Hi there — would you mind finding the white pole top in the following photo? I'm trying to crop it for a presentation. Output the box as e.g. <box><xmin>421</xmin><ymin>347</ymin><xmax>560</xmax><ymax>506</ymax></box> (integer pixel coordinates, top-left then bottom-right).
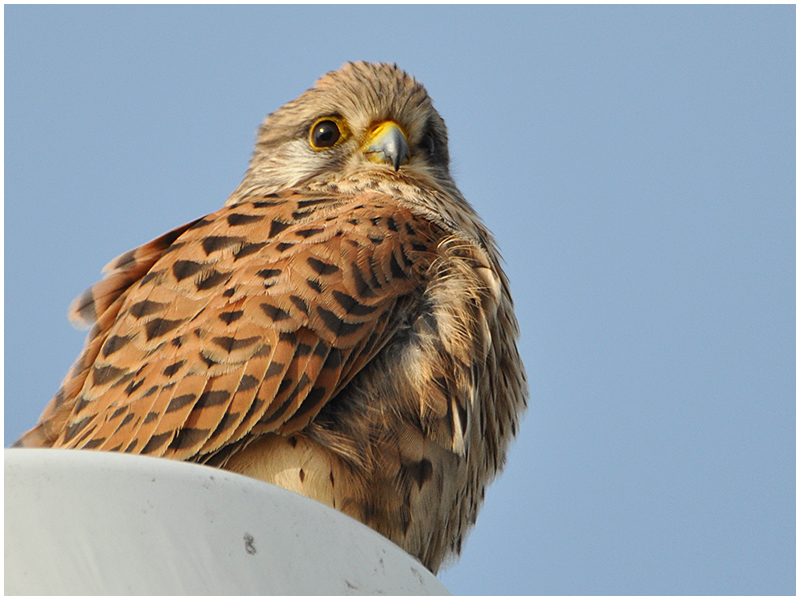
<box><xmin>5</xmin><ymin>449</ymin><xmax>449</xmax><ymax>595</ymax></box>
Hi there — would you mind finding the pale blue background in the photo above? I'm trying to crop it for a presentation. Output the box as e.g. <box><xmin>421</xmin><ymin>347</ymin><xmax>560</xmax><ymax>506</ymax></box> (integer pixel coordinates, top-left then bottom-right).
<box><xmin>5</xmin><ymin>5</ymin><xmax>795</xmax><ymax>595</ymax></box>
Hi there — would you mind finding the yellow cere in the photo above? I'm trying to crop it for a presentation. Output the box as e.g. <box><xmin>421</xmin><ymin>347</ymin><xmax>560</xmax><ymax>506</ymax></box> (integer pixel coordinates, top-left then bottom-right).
<box><xmin>364</xmin><ymin>121</ymin><xmax>407</xmax><ymax>149</ymax></box>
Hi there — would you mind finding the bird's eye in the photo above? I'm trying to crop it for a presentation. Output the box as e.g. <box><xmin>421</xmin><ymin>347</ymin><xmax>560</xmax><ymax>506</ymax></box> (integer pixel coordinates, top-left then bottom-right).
<box><xmin>420</xmin><ymin>132</ymin><xmax>436</xmax><ymax>157</ymax></box>
<box><xmin>310</xmin><ymin>119</ymin><xmax>342</xmax><ymax>149</ymax></box>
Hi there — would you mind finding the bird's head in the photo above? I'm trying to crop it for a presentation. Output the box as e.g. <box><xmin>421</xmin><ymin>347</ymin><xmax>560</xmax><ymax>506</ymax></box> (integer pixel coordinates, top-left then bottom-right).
<box><xmin>230</xmin><ymin>62</ymin><xmax>453</xmax><ymax>201</ymax></box>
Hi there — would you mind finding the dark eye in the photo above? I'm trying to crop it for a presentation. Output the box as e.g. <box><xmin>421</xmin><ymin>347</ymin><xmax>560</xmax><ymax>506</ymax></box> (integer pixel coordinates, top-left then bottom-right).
<box><xmin>310</xmin><ymin>119</ymin><xmax>342</xmax><ymax>149</ymax></box>
<box><xmin>420</xmin><ymin>132</ymin><xmax>436</xmax><ymax>157</ymax></box>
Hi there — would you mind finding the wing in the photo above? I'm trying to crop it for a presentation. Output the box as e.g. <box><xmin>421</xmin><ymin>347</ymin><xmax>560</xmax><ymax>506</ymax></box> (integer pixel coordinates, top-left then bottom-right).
<box><xmin>19</xmin><ymin>190</ymin><xmax>443</xmax><ymax>461</ymax></box>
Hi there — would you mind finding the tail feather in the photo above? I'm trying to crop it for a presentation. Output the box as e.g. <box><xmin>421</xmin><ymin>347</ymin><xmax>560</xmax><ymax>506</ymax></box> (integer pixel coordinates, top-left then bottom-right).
<box><xmin>68</xmin><ymin>219</ymin><xmax>201</xmax><ymax>329</ymax></box>
<box><xmin>13</xmin><ymin>218</ymin><xmax>202</xmax><ymax>448</ymax></box>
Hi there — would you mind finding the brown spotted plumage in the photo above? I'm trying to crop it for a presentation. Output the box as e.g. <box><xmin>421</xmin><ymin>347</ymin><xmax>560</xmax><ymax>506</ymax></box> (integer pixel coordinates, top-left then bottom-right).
<box><xmin>15</xmin><ymin>62</ymin><xmax>527</xmax><ymax>573</ymax></box>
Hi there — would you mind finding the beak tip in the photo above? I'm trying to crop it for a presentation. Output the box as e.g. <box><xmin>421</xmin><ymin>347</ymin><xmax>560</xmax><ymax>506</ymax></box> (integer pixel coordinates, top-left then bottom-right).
<box><xmin>364</xmin><ymin>122</ymin><xmax>409</xmax><ymax>170</ymax></box>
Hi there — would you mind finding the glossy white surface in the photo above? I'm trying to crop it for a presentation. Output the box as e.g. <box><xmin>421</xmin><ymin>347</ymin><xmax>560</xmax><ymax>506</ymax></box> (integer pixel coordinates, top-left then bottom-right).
<box><xmin>4</xmin><ymin>449</ymin><xmax>448</xmax><ymax>595</ymax></box>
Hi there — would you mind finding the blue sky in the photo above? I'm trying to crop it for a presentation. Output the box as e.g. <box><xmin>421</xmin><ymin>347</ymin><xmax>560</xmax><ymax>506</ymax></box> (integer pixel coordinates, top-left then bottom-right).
<box><xmin>5</xmin><ymin>5</ymin><xmax>795</xmax><ymax>595</ymax></box>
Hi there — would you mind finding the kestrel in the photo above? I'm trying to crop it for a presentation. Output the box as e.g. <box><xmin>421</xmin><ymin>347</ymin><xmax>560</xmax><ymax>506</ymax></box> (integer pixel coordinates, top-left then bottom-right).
<box><xmin>15</xmin><ymin>62</ymin><xmax>527</xmax><ymax>574</ymax></box>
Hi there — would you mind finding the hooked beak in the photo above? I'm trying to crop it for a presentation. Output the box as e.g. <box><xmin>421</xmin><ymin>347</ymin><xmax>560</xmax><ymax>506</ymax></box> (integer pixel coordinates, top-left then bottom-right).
<box><xmin>362</xmin><ymin>121</ymin><xmax>409</xmax><ymax>171</ymax></box>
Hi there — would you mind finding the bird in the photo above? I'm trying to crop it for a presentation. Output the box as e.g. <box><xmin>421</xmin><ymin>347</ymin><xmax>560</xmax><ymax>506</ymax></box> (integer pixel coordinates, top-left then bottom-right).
<box><xmin>14</xmin><ymin>62</ymin><xmax>528</xmax><ymax>574</ymax></box>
